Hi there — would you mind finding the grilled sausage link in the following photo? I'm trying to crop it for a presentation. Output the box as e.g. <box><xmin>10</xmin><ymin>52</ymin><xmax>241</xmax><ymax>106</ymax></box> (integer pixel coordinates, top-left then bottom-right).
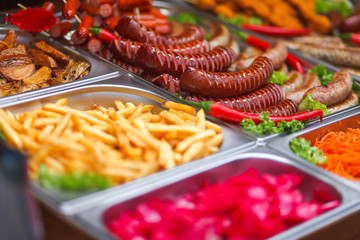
<box><xmin>284</xmin><ymin>41</ymin><xmax>360</xmax><ymax>68</ymax></box>
<box><xmin>233</xmin><ymin>41</ymin><xmax>287</xmax><ymax>70</ymax></box>
<box><xmin>281</xmin><ymin>71</ymin><xmax>304</xmax><ymax>93</ymax></box>
<box><xmin>115</xmin><ymin>16</ymin><xmax>205</xmax><ymax>44</ymax></box>
<box><xmin>179</xmin><ymin>56</ymin><xmax>274</xmax><ymax>98</ymax></box>
<box><xmin>151</xmin><ymin>74</ymin><xmax>181</xmax><ymax>94</ymax></box>
<box><xmin>328</xmin><ymin>91</ymin><xmax>358</xmax><ymax>114</ymax></box>
<box><xmin>135</xmin><ymin>44</ymin><xmax>236</xmax><ymax>77</ymax></box>
<box><xmin>109</xmin><ymin>38</ymin><xmax>211</xmax><ymax>64</ymax></box>
<box><xmin>112</xmin><ymin>58</ymin><xmax>144</xmax><ymax>75</ymax></box>
<box><xmin>248</xmin><ymin>99</ymin><xmax>298</xmax><ymax>116</ymax></box>
<box><xmin>304</xmin><ymin>70</ymin><xmax>352</xmax><ymax>106</ymax></box>
<box><xmin>286</xmin><ymin>72</ymin><xmax>322</xmax><ymax>104</ymax></box>
<box><xmin>185</xmin><ymin>83</ymin><xmax>285</xmax><ymax>111</ymax></box>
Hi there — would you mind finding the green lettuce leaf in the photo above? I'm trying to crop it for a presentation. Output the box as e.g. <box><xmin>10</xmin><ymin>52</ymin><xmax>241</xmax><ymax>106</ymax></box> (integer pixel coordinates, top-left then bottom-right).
<box><xmin>267</xmin><ymin>71</ymin><xmax>288</xmax><ymax>85</ymax></box>
<box><xmin>290</xmin><ymin>137</ymin><xmax>327</xmax><ymax>164</ymax></box>
<box><xmin>315</xmin><ymin>0</ymin><xmax>353</xmax><ymax>18</ymax></box>
<box><xmin>168</xmin><ymin>13</ymin><xmax>203</xmax><ymax>25</ymax></box>
<box><xmin>218</xmin><ymin>14</ymin><xmax>262</xmax><ymax>25</ymax></box>
<box><xmin>308</xmin><ymin>64</ymin><xmax>333</xmax><ymax>85</ymax></box>
<box><xmin>240</xmin><ymin>112</ymin><xmax>305</xmax><ymax>135</ymax></box>
<box><xmin>38</xmin><ymin>165</ymin><xmax>111</xmax><ymax>190</ymax></box>
<box><xmin>300</xmin><ymin>94</ymin><xmax>331</xmax><ymax>116</ymax></box>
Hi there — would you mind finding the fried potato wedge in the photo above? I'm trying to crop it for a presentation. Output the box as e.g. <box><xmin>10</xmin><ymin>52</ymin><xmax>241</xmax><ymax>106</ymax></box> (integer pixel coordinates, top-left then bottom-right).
<box><xmin>23</xmin><ymin>66</ymin><xmax>52</xmax><ymax>84</ymax></box>
<box><xmin>35</xmin><ymin>41</ymin><xmax>71</xmax><ymax>66</ymax></box>
<box><xmin>63</xmin><ymin>61</ymin><xmax>90</xmax><ymax>82</ymax></box>
<box><xmin>3</xmin><ymin>29</ymin><xmax>17</xmax><ymax>48</ymax></box>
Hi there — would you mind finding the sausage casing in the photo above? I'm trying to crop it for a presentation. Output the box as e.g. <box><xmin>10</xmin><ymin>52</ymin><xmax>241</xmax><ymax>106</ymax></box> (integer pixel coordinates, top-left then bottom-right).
<box><xmin>304</xmin><ymin>70</ymin><xmax>352</xmax><ymax>106</ymax></box>
<box><xmin>180</xmin><ymin>56</ymin><xmax>274</xmax><ymax>97</ymax></box>
<box><xmin>109</xmin><ymin>38</ymin><xmax>211</xmax><ymax>64</ymax></box>
<box><xmin>233</xmin><ymin>41</ymin><xmax>287</xmax><ymax>71</ymax></box>
<box><xmin>286</xmin><ymin>72</ymin><xmax>321</xmax><ymax>104</ymax></box>
<box><xmin>151</xmin><ymin>74</ymin><xmax>181</xmax><ymax>94</ymax></box>
<box><xmin>328</xmin><ymin>91</ymin><xmax>358</xmax><ymax>114</ymax></box>
<box><xmin>185</xmin><ymin>83</ymin><xmax>285</xmax><ymax>111</ymax></box>
<box><xmin>135</xmin><ymin>44</ymin><xmax>236</xmax><ymax>77</ymax></box>
<box><xmin>115</xmin><ymin>16</ymin><xmax>205</xmax><ymax>44</ymax></box>
<box><xmin>248</xmin><ymin>99</ymin><xmax>298</xmax><ymax>116</ymax></box>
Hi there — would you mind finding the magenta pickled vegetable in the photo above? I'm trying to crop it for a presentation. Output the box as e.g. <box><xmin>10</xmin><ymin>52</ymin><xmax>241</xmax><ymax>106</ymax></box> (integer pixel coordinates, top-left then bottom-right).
<box><xmin>106</xmin><ymin>168</ymin><xmax>340</xmax><ymax>240</ymax></box>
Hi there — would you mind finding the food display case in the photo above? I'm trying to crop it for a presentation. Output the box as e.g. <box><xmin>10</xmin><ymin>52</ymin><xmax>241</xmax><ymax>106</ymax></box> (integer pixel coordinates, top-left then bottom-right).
<box><xmin>1</xmin><ymin>0</ymin><xmax>360</xmax><ymax>239</ymax></box>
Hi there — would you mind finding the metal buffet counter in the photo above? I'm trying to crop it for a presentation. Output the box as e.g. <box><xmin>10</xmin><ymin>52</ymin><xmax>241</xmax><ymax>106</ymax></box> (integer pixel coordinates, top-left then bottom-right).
<box><xmin>1</xmin><ymin>0</ymin><xmax>360</xmax><ymax>239</ymax></box>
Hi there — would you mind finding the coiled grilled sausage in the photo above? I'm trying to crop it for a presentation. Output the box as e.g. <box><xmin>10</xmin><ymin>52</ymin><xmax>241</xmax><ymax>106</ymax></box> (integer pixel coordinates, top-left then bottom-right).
<box><xmin>135</xmin><ymin>44</ymin><xmax>236</xmax><ymax>77</ymax></box>
<box><xmin>248</xmin><ymin>99</ymin><xmax>298</xmax><ymax>116</ymax></box>
<box><xmin>151</xmin><ymin>74</ymin><xmax>181</xmax><ymax>94</ymax></box>
<box><xmin>185</xmin><ymin>83</ymin><xmax>285</xmax><ymax>111</ymax></box>
<box><xmin>115</xmin><ymin>16</ymin><xmax>205</xmax><ymax>44</ymax></box>
<box><xmin>304</xmin><ymin>70</ymin><xmax>352</xmax><ymax>106</ymax></box>
<box><xmin>112</xmin><ymin>58</ymin><xmax>144</xmax><ymax>75</ymax></box>
<box><xmin>100</xmin><ymin>47</ymin><xmax>145</xmax><ymax>75</ymax></box>
<box><xmin>179</xmin><ymin>56</ymin><xmax>274</xmax><ymax>98</ymax></box>
<box><xmin>109</xmin><ymin>38</ymin><xmax>211</xmax><ymax>64</ymax></box>
<box><xmin>233</xmin><ymin>41</ymin><xmax>287</xmax><ymax>71</ymax></box>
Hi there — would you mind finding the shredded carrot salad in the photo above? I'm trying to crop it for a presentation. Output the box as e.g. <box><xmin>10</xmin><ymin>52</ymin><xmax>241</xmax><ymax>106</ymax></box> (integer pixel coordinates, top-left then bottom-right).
<box><xmin>315</xmin><ymin>128</ymin><xmax>360</xmax><ymax>180</ymax></box>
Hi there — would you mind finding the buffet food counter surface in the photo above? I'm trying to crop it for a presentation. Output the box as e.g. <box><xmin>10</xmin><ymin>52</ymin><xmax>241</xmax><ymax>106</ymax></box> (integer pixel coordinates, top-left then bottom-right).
<box><xmin>1</xmin><ymin>0</ymin><xmax>360</xmax><ymax>240</ymax></box>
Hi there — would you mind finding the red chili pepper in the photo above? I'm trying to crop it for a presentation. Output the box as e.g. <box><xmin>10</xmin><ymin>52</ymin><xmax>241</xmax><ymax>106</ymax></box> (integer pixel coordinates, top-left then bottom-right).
<box><xmin>337</xmin><ymin>32</ymin><xmax>360</xmax><ymax>46</ymax></box>
<box><xmin>237</xmin><ymin>31</ymin><xmax>304</xmax><ymax>74</ymax></box>
<box><xmin>286</xmin><ymin>54</ymin><xmax>304</xmax><ymax>74</ymax></box>
<box><xmin>237</xmin><ymin>31</ymin><xmax>271</xmax><ymax>49</ymax></box>
<box><xmin>182</xmin><ymin>100</ymin><xmax>323</xmax><ymax>124</ymax></box>
<box><xmin>242</xmin><ymin>24</ymin><xmax>311</xmax><ymax>37</ymax></box>
<box><xmin>90</xmin><ymin>27</ymin><xmax>118</xmax><ymax>43</ymax></box>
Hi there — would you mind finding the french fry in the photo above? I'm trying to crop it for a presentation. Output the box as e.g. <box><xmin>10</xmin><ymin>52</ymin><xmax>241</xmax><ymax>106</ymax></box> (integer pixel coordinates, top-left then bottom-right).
<box><xmin>56</xmin><ymin>98</ymin><xmax>68</xmax><ymax>106</ymax></box>
<box><xmin>176</xmin><ymin>129</ymin><xmax>216</xmax><ymax>152</ymax></box>
<box><xmin>0</xmin><ymin>110</ymin><xmax>23</xmax><ymax>148</ymax></box>
<box><xmin>183</xmin><ymin>141</ymin><xmax>205</xmax><ymax>163</ymax></box>
<box><xmin>160</xmin><ymin>111</ymin><xmax>187</xmax><ymax>125</ymax></box>
<box><xmin>51</xmin><ymin>112</ymin><xmax>72</xmax><ymax>137</ymax></box>
<box><xmin>196</xmin><ymin>109</ymin><xmax>206</xmax><ymax>130</ymax></box>
<box><xmin>163</xmin><ymin>101</ymin><xmax>196</xmax><ymax>115</ymax></box>
<box><xmin>146</xmin><ymin>123</ymin><xmax>200</xmax><ymax>134</ymax></box>
<box><xmin>114</xmin><ymin>100</ymin><xmax>125</xmax><ymax>110</ymax></box>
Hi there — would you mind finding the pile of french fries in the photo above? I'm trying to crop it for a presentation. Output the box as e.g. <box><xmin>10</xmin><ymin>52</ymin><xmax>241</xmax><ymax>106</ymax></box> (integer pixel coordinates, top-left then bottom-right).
<box><xmin>0</xmin><ymin>99</ymin><xmax>223</xmax><ymax>185</ymax></box>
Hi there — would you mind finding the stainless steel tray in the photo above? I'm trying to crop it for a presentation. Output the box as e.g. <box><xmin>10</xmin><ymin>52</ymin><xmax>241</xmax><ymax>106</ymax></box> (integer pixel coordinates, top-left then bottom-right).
<box><xmin>0</xmin><ymin>26</ymin><xmax>120</xmax><ymax>104</ymax></box>
<box><xmin>268</xmin><ymin>105</ymin><xmax>360</xmax><ymax>190</ymax></box>
<box><xmin>70</xmin><ymin>146</ymin><xmax>360</xmax><ymax>240</ymax></box>
<box><xmin>0</xmin><ymin>75</ymin><xmax>255</xmax><ymax>215</ymax></box>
